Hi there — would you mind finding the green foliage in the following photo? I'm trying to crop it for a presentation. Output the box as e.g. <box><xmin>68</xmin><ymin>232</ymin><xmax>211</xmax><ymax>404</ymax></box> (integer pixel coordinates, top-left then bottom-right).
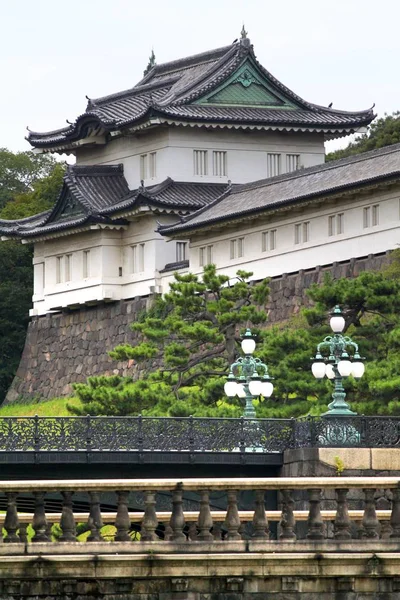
<box><xmin>0</xmin><ymin>148</ymin><xmax>58</xmax><ymax>209</ymax></box>
<box><xmin>0</xmin><ymin>149</ymin><xmax>64</xmax><ymax>404</ymax></box>
<box><xmin>73</xmin><ymin>265</ymin><xmax>269</xmax><ymax>416</ymax></box>
<box><xmin>326</xmin><ymin>112</ymin><xmax>400</xmax><ymax>162</ymax></box>
<box><xmin>0</xmin><ymin>396</ymin><xmax>81</xmax><ymax>416</ymax></box>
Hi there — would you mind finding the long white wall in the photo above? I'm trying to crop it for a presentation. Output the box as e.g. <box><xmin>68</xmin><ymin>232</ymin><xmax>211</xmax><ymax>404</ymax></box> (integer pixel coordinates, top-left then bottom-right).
<box><xmin>76</xmin><ymin>128</ymin><xmax>325</xmax><ymax>189</ymax></box>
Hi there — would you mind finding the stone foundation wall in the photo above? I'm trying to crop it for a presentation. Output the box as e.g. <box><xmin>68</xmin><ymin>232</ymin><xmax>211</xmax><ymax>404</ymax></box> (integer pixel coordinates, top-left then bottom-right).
<box><xmin>5</xmin><ymin>251</ymin><xmax>391</xmax><ymax>403</ymax></box>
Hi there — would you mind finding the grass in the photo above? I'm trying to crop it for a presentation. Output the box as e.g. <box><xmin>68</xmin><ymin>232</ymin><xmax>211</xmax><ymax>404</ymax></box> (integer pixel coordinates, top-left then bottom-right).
<box><xmin>0</xmin><ymin>397</ymin><xmax>82</xmax><ymax>417</ymax></box>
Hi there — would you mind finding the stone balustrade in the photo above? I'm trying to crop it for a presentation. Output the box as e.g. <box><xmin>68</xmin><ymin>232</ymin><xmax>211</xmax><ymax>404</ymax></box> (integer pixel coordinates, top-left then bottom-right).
<box><xmin>0</xmin><ymin>476</ymin><xmax>399</xmax><ymax>548</ymax></box>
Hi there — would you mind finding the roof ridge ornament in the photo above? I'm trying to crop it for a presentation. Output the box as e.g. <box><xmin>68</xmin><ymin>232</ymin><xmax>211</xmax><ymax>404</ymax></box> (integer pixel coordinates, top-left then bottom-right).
<box><xmin>241</xmin><ymin>24</ymin><xmax>248</xmax><ymax>39</ymax></box>
<box><xmin>144</xmin><ymin>49</ymin><xmax>156</xmax><ymax>76</ymax></box>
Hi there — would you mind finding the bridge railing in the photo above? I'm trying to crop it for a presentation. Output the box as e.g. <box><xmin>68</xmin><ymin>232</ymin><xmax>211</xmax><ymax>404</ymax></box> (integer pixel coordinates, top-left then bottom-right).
<box><xmin>0</xmin><ymin>415</ymin><xmax>399</xmax><ymax>454</ymax></box>
<box><xmin>0</xmin><ymin>476</ymin><xmax>400</xmax><ymax>546</ymax></box>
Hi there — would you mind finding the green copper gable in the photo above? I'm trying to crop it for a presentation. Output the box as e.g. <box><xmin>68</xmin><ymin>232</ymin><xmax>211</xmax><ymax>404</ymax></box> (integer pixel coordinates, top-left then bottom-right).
<box><xmin>195</xmin><ymin>60</ymin><xmax>299</xmax><ymax>109</ymax></box>
<box><xmin>53</xmin><ymin>192</ymin><xmax>85</xmax><ymax>223</ymax></box>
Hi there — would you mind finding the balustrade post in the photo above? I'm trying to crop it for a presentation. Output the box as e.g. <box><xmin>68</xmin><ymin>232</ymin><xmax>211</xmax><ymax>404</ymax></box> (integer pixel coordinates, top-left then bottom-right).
<box><xmin>280</xmin><ymin>489</ymin><xmax>296</xmax><ymax>540</ymax></box>
<box><xmin>115</xmin><ymin>490</ymin><xmax>131</xmax><ymax>542</ymax></box>
<box><xmin>87</xmin><ymin>491</ymin><xmax>104</xmax><ymax>541</ymax></box>
<box><xmin>4</xmin><ymin>492</ymin><xmax>19</xmax><ymax>543</ymax></box>
<box><xmin>141</xmin><ymin>491</ymin><xmax>158</xmax><ymax>541</ymax></box>
<box><xmin>306</xmin><ymin>488</ymin><xmax>324</xmax><ymax>540</ymax></box>
<box><xmin>362</xmin><ymin>488</ymin><xmax>379</xmax><ymax>539</ymax></box>
<box><xmin>225</xmin><ymin>490</ymin><xmax>241</xmax><ymax>540</ymax></box>
<box><xmin>197</xmin><ymin>490</ymin><xmax>213</xmax><ymax>541</ymax></box>
<box><xmin>60</xmin><ymin>491</ymin><xmax>76</xmax><ymax>542</ymax></box>
<box><xmin>334</xmin><ymin>488</ymin><xmax>351</xmax><ymax>540</ymax></box>
<box><xmin>252</xmin><ymin>489</ymin><xmax>269</xmax><ymax>539</ymax></box>
<box><xmin>390</xmin><ymin>488</ymin><xmax>400</xmax><ymax>539</ymax></box>
<box><xmin>169</xmin><ymin>486</ymin><xmax>186</xmax><ymax>542</ymax></box>
<box><xmin>32</xmin><ymin>492</ymin><xmax>50</xmax><ymax>542</ymax></box>
<box><xmin>212</xmin><ymin>522</ymin><xmax>222</xmax><ymax>540</ymax></box>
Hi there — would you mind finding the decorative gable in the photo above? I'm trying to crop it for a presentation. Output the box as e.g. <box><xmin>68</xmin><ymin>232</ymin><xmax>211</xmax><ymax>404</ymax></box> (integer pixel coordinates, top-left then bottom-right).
<box><xmin>195</xmin><ymin>61</ymin><xmax>299</xmax><ymax>108</ymax></box>
<box><xmin>52</xmin><ymin>192</ymin><xmax>86</xmax><ymax>224</ymax></box>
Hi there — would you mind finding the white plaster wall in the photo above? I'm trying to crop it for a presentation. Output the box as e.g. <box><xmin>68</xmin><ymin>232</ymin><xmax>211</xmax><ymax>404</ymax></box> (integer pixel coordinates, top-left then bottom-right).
<box><xmin>75</xmin><ymin>127</ymin><xmax>325</xmax><ymax>189</ymax></box>
<box><xmin>180</xmin><ymin>188</ymin><xmax>400</xmax><ymax>286</ymax></box>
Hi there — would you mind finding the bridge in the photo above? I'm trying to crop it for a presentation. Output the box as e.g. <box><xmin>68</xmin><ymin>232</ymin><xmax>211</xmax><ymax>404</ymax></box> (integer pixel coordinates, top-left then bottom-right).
<box><xmin>0</xmin><ymin>476</ymin><xmax>399</xmax><ymax>599</ymax></box>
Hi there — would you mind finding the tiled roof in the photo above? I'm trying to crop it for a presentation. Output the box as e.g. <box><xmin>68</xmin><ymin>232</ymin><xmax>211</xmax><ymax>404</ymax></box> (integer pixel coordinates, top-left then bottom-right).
<box><xmin>27</xmin><ymin>38</ymin><xmax>374</xmax><ymax>149</ymax></box>
<box><xmin>160</xmin><ymin>144</ymin><xmax>400</xmax><ymax>236</ymax></box>
<box><xmin>0</xmin><ymin>165</ymin><xmax>227</xmax><ymax>240</ymax></box>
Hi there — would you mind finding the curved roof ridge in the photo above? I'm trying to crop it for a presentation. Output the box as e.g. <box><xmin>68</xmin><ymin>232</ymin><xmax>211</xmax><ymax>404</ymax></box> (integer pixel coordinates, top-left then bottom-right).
<box><xmin>72</xmin><ymin>164</ymin><xmax>124</xmax><ymax>176</ymax></box>
<box><xmin>138</xmin><ymin>43</ymin><xmax>235</xmax><ymax>85</ymax></box>
<box><xmin>93</xmin><ymin>78</ymin><xmax>178</xmax><ymax>105</ymax></box>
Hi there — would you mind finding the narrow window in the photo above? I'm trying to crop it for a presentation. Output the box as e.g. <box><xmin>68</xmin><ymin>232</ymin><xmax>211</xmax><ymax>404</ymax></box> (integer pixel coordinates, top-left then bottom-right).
<box><xmin>140</xmin><ymin>154</ymin><xmax>148</xmax><ymax>180</ymax></box>
<box><xmin>176</xmin><ymin>242</ymin><xmax>187</xmax><ymax>262</ymax></box>
<box><xmin>42</xmin><ymin>262</ymin><xmax>46</xmax><ymax>289</ymax></box>
<box><xmin>238</xmin><ymin>237</ymin><xmax>244</xmax><ymax>258</ymax></box>
<box><xmin>83</xmin><ymin>250</ymin><xmax>90</xmax><ymax>278</ymax></box>
<box><xmin>194</xmin><ymin>150</ymin><xmax>208</xmax><ymax>176</ymax></box>
<box><xmin>261</xmin><ymin>231</ymin><xmax>268</xmax><ymax>253</ymax></box>
<box><xmin>303</xmin><ymin>221</ymin><xmax>310</xmax><ymax>242</ymax></box>
<box><xmin>230</xmin><ymin>239</ymin><xmax>237</xmax><ymax>260</ymax></box>
<box><xmin>132</xmin><ymin>245</ymin><xmax>138</xmax><ymax>273</ymax></box>
<box><xmin>207</xmin><ymin>245</ymin><xmax>213</xmax><ymax>264</ymax></box>
<box><xmin>286</xmin><ymin>154</ymin><xmax>300</xmax><ymax>173</ymax></box>
<box><xmin>294</xmin><ymin>223</ymin><xmax>302</xmax><ymax>244</ymax></box>
<box><xmin>149</xmin><ymin>152</ymin><xmax>157</xmax><ymax>178</ymax></box>
<box><xmin>213</xmin><ymin>151</ymin><xmax>227</xmax><ymax>176</ymax></box>
<box><xmin>267</xmin><ymin>153</ymin><xmax>281</xmax><ymax>178</ymax></box>
<box><xmin>372</xmin><ymin>204</ymin><xmax>379</xmax><ymax>226</ymax></box>
<box><xmin>337</xmin><ymin>213</ymin><xmax>344</xmax><ymax>234</ymax></box>
<box><xmin>65</xmin><ymin>254</ymin><xmax>72</xmax><ymax>282</ymax></box>
<box><xmin>328</xmin><ymin>215</ymin><xmax>335</xmax><ymax>237</ymax></box>
<box><xmin>56</xmin><ymin>256</ymin><xmax>63</xmax><ymax>284</ymax></box>
<box><xmin>363</xmin><ymin>206</ymin><xmax>371</xmax><ymax>228</ymax></box>
<box><xmin>139</xmin><ymin>243</ymin><xmax>145</xmax><ymax>271</ymax></box>
<box><xmin>199</xmin><ymin>247</ymin><xmax>205</xmax><ymax>267</ymax></box>
<box><xmin>270</xmin><ymin>229</ymin><xmax>277</xmax><ymax>250</ymax></box>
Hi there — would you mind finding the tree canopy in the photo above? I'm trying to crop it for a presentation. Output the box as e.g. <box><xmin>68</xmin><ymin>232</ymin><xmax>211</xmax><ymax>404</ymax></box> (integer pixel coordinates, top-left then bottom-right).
<box><xmin>326</xmin><ymin>112</ymin><xmax>400</xmax><ymax>162</ymax></box>
<box><xmin>0</xmin><ymin>149</ymin><xmax>64</xmax><ymax>403</ymax></box>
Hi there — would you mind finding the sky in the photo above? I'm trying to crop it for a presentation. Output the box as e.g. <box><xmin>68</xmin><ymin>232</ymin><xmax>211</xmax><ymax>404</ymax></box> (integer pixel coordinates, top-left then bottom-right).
<box><xmin>1</xmin><ymin>0</ymin><xmax>400</xmax><ymax>155</ymax></box>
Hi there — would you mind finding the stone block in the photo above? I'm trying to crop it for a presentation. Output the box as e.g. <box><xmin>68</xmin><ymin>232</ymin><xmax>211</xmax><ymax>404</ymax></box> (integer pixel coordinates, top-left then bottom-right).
<box><xmin>372</xmin><ymin>449</ymin><xmax>400</xmax><ymax>471</ymax></box>
<box><xmin>319</xmin><ymin>448</ymin><xmax>371</xmax><ymax>470</ymax></box>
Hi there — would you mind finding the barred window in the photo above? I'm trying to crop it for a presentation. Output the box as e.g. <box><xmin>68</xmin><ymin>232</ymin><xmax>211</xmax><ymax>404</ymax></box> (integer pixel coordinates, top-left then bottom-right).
<box><xmin>329</xmin><ymin>213</ymin><xmax>344</xmax><ymax>236</ymax></box>
<box><xmin>140</xmin><ymin>154</ymin><xmax>148</xmax><ymax>180</ymax></box>
<box><xmin>83</xmin><ymin>250</ymin><xmax>91</xmax><ymax>278</ymax></box>
<box><xmin>213</xmin><ymin>151</ymin><xmax>227</xmax><ymax>176</ymax></box>
<box><xmin>261</xmin><ymin>229</ymin><xmax>277</xmax><ymax>252</ymax></box>
<box><xmin>199</xmin><ymin>245</ymin><xmax>213</xmax><ymax>266</ymax></box>
<box><xmin>176</xmin><ymin>242</ymin><xmax>187</xmax><ymax>262</ymax></box>
<box><xmin>132</xmin><ymin>244</ymin><xmax>145</xmax><ymax>273</ymax></box>
<box><xmin>286</xmin><ymin>154</ymin><xmax>300</xmax><ymax>173</ymax></box>
<box><xmin>267</xmin><ymin>153</ymin><xmax>281</xmax><ymax>178</ymax></box>
<box><xmin>294</xmin><ymin>221</ymin><xmax>310</xmax><ymax>244</ymax></box>
<box><xmin>56</xmin><ymin>256</ymin><xmax>63</xmax><ymax>284</ymax></box>
<box><xmin>230</xmin><ymin>237</ymin><xmax>244</xmax><ymax>259</ymax></box>
<box><xmin>65</xmin><ymin>254</ymin><xmax>72</xmax><ymax>282</ymax></box>
<box><xmin>194</xmin><ymin>150</ymin><xmax>208</xmax><ymax>176</ymax></box>
<box><xmin>149</xmin><ymin>152</ymin><xmax>157</xmax><ymax>178</ymax></box>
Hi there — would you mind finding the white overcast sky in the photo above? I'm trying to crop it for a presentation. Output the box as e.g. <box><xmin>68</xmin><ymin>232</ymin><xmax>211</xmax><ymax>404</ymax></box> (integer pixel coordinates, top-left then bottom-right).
<box><xmin>1</xmin><ymin>0</ymin><xmax>399</xmax><ymax>154</ymax></box>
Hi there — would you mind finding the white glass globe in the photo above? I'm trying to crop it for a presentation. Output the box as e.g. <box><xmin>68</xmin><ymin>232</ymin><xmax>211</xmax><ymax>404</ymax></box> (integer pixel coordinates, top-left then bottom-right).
<box><xmin>260</xmin><ymin>381</ymin><xmax>274</xmax><ymax>397</ymax></box>
<box><xmin>248</xmin><ymin>379</ymin><xmax>262</xmax><ymax>396</ymax></box>
<box><xmin>330</xmin><ymin>315</ymin><xmax>345</xmax><ymax>333</ymax></box>
<box><xmin>224</xmin><ymin>380</ymin><xmax>238</xmax><ymax>397</ymax></box>
<box><xmin>351</xmin><ymin>361</ymin><xmax>365</xmax><ymax>379</ymax></box>
<box><xmin>241</xmin><ymin>338</ymin><xmax>256</xmax><ymax>355</ymax></box>
<box><xmin>311</xmin><ymin>362</ymin><xmax>326</xmax><ymax>379</ymax></box>
<box><xmin>236</xmin><ymin>383</ymin><xmax>247</xmax><ymax>398</ymax></box>
<box><xmin>337</xmin><ymin>360</ymin><xmax>352</xmax><ymax>377</ymax></box>
<box><xmin>325</xmin><ymin>364</ymin><xmax>335</xmax><ymax>380</ymax></box>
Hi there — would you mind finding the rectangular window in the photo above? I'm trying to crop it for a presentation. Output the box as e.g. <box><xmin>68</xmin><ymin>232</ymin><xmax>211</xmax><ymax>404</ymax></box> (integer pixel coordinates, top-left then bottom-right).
<box><xmin>328</xmin><ymin>215</ymin><xmax>335</xmax><ymax>237</ymax></box>
<box><xmin>230</xmin><ymin>239</ymin><xmax>236</xmax><ymax>260</ymax></box>
<box><xmin>230</xmin><ymin>238</ymin><xmax>245</xmax><ymax>259</ymax></box>
<box><xmin>267</xmin><ymin>153</ymin><xmax>281</xmax><ymax>178</ymax></box>
<box><xmin>199</xmin><ymin>245</ymin><xmax>213</xmax><ymax>267</ymax></box>
<box><xmin>337</xmin><ymin>213</ymin><xmax>344</xmax><ymax>234</ymax></box>
<box><xmin>303</xmin><ymin>221</ymin><xmax>310</xmax><ymax>242</ymax></box>
<box><xmin>286</xmin><ymin>154</ymin><xmax>300</xmax><ymax>173</ymax></box>
<box><xmin>176</xmin><ymin>242</ymin><xmax>187</xmax><ymax>262</ymax></box>
<box><xmin>212</xmin><ymin>151</ymin><xmax>227</xmax><ymax>176</ymax></box>
<box><xmin>294</xmin><ymin>223</ymin><xmax>302</xmax><ymax>245</ymax></box>
<box><xmin>372</xmin><ymin>204</ymin><xmax>379</xmax><ymax>226</ymax></box>
<box><xmin>194</xmin><ymin>150</ymin><xmax>208</xmax><ymax>176</ymax></box>
<box><xmin>363</xmin><ymin>206</ymin><xmax>371</xmax><ymax>228</ymax></box>
<box><xmin>149</xmin><ymin>152</ymin><xmax>157</xmax><ymax>178</ymax></box>
<box><xmin>270</xmin><ymin>229</ymin><xmax>277</xmax><ymax>250</ymax></box>
<box><xmin>65</xmin><ymin>254</ymin><xmax>72</xmax><ymax>282</ymax></box>
<box><xmin>56</xmin><ymin>256</ymin><xmax>63</xmax><ymax>284</ymax></box>
<box><xmin>140</xmin><ymin>154</ymin><xmax>148</xmax><ymax>180</ymax></box>
<box><xmin>294</xmin><ymin>221</ymin><xmax>310</xmax><ymax>244</ymax></box>
<box><xmin>83</xmin><ymin>250</ymin><xmax>90</xmax><ymax>278</ymax></box>
<box><xmin>132</xmin><ymin>244</ymin><xmax>145</xmax><ymax>273</ymax></box>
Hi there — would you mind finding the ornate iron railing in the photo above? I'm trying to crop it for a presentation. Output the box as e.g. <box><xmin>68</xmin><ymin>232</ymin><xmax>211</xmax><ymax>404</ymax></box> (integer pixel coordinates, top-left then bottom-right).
<box><xmin>0</xmin><ymin>415</ymin><xmax>398</xmax><ymax>454</ymax></box>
